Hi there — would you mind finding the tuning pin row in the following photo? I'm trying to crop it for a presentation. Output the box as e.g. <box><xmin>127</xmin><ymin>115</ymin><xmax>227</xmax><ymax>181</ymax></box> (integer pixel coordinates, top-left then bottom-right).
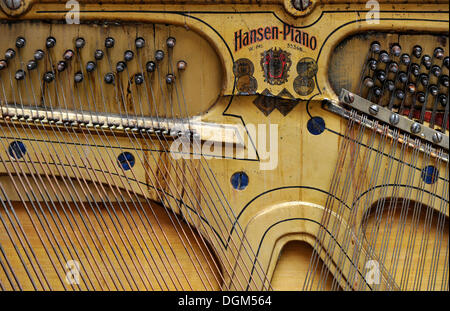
<box><xmin>2</xmin><ymin>35</ymin><xmax>187</xmax><ymax>90</ymax></box>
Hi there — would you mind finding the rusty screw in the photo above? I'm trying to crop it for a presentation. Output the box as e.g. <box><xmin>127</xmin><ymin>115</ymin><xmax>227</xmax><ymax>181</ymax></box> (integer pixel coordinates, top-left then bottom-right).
<box><xmin>291</xmin><ymin>0</ymin><xmax>312</xmax><ymax>11</ymax></box>
<box><xmin>3</xmin><ymin>0</ymin><xmax>21</xmax><ymax>10</ymax></box>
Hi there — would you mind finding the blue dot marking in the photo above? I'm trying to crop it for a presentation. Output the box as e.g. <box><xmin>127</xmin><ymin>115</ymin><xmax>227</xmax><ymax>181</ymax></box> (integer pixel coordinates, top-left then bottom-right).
<box><xmin>8</xmin><ymin>141</ymin><xmax>26</xmax><ymax>159</ymax></box>
<box><xmin>421</xmin><ymin>165</ymin><xmax>439</xmax><ymax>184</ymax></box>
<box><xmin>307</xmin><ymin>116</ymin><xmax>325</xmax><ymax>135</ymax></box>
<box><xmin>118</xmin><ymin>152</ymin><xmax>135</xmax><ymax>171</ymax></box>
<box><xmin>231</xmin><ymin>171</ymin><xmax>249</xmax><ymax>190</ymax></box>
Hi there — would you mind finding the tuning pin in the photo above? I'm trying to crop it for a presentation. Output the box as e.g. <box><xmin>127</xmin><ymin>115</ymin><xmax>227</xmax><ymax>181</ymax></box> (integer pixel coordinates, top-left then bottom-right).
<box><xmin>14</xmin><ymin>69</ymin><xmax>26</xmax><ymax>80</ymax></box>
<box><xmin>146</xmin><ymin>61</ymin><xmax>156</xmax><ymax>72</ymax></box>
<box><xmin>94</xmin><ymin>49</ymin><xmax>104</xmax><ymax>60</ymax></box>
<box><xmin>419</xmin><ymin>74</ymin><xmax>429</xmax><ymax>87</ymax></box>
<box><xmin>439</xmin><ymin>75</ymin><xmax>449</xmax><ymax>87</ymax></box>
<box><xmin>444</xmin><ymin>57</ymin><xmax>449</xmax><ymax>69</ymax></box>
<box><xmin>438</xmin><ymin>94</ymin><xmax>447</xmax><ymax>107</ymax></box>
<box><xmin>434</xmin><ymin>47</ymin><xmax>445</xmax><ymax>60</ymax></box>
<box><xmin>388</xmin><ymin>62</ymin><xmax>399</xmax><ymax>73</ymax></box>
<box><xmin>376</xmin><ymin>70</ymin><xmax>386</xmax><ymax>82</ymax></box>
<box><xmin>407</xmin><ymin>83</ymin><xmax>416</xmax><ymax>94</ymax></box>
<box><xmin>73</xmin><ymin>37</ymin><xmax>85</xmax><ymax>49</ymax></box>
<box><xmin>0</xmin><ymin>60</ymin><xmax>7</xmax><ymax>70</ymax></box>
<box><xmin>397</xmin><ymin>71</ymin><xmax>408</xmax><ymax>84</ymax></box>
<box><xmin>116</xmin><ymin>61</ymin><xmax>126</xmax><ymax>72</ymax></box>
<box><xmin>363</xmin><ymin>76</ymin><xmax>374</xmax><ymax>88</ymax></box>
<box><xmin>5</xmin><ymin>48</ymin><xmax>15</xmax><ymax>60</ymax></box>
<box><xmin>431</xmin><ymin>65</ymin><xmax>442</xmax><ymax>78</ymax></box>
<box><xmin>57</xmin><ymin>61</ymin><xmax>67</xmax><ymax>72</ymax></box>
<box><xmin>74</xmin><ymin>72</ymin><xmax>83</xmax><ymax>83</ymax></box>
<box><xmin>34</xmin><ymin>49</ymin><xmax>45</xmax><ymax>61</ymax></box>
<box><xmin>379</xmin><ymin>51</ymin><xmax>390</xmax><ymax>63</ymax></box>
<box><xmin>166</xmin><ymin>37</ymin><xmax>176</xmax><ymax>48</ymax></box>
<box><xmin>63</xmin><ymin>49</ymin><xmax>74</xmax><ymax>61</ymax></box>
<box><xmin>395</xmin><ymin>89</ymin><xmax>405</xmax><ymax>100</ymax></box>
<box><xmin>422</xmin><ymin>55</ymin><xmax>432</xmax><ymax>70</ymax></box>
<box><xmin>165</xmin><ymin>73</ymin><xmax>175</xmax><ymax>84</ymax></box>
<box><xmin>155</xmin><ymin>50</ymin><xmax>164</xmax><ymax>62</ymax></box>
<box><xmin>400</xmin><ymin>54</ymin><xmax>411</xmax><ymax>66</ymax></box>
<box><xmin>105</xmin><ymin>37</ymin><xmax>115</xmax><ymax>49</ymax></box>
<box><xmin>373</xmin><ymin>86</ymin><xmax>382</xmax><ymax>97</ymax></box>
<box><xmin>386</xmin><ymin>80</ymin><xmax>395</xmax><ymax>92</ymax></box>
<box><xmin>177</xmin><ymin>60</ymin><xmax>187</xmax><ymax>71</ymax></box>
<box><xmin>429</xmin><ymin>84</ymin><xmax>439</xmax><ymax>96</ymax></box>
<box><xmin>46</xmin><ymin>36</ymin><xmax>56</xmax><ymax>48</ymax></box>
<box><xmin>412</xmin><ymin>45</ymin><xmax>422</xmax><ymax>58</ymax></box>
<box><xmin>15</xmin><ymin>37</ymin><xmax>26</xmax><ymax>49</ymax></box>
<box><xmin>124</xmin><ymin>50</ymin><xmax>134</xmax><ymax>62</ymax></box>
<box><xmin>86</xmin><ymin>61</ymin><xmax>96</xmax><ymax>72</ymax></box>
<box><xmin>104</xmin><ymin>72</ymin><xmax>114</xmax><ymax>84</ymax></box>
<box><xmin>367</xmin><ymin>58</ymin><xmax>378</xmax><ymax>71</ymax></box>
<box><xmin>390</xmin><ymin>43</ymin><xmax>401</xmax><ymax>57</ymax></box>
<box><xmin>411</xmin><ymin>64</ymin><xmax>420</xmax><ymax>77</ymax></box>
<box><xmin>134</xmin><ymin>73</ymin><xmax>144</xmax><ymax>85</ymax></box>
<box><xmin>416</xmin><ymin>92</ymin><xmax>426</xmax><ymax>103</ymax></box>
<box><xmin>370</xmin><ymin>41</ymin><xmax>381</xmax><ymax>54</ymax></box>
<box><xmin>135</xmin><ymin>37</ymin><xmax>145</xmax><ymax>49</ymax></box>
<box><xmin>43</xmin><ymin>71</ymin><xmax>55</xmax><ymax>83</ymax></box>
<box><xmin>26</xmin><ymin>60</ymin><xmax>36</xmax><ymax>70</ymax></box>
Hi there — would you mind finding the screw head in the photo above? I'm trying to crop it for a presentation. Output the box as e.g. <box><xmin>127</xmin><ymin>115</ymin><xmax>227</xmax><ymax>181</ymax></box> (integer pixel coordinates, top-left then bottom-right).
<box><xmin>345</xmin><ymin>92</ymin><xmax>354</xmax><ymax>103</ymax></box>
<box><xmin>369</xmin><ymin>104</ymin><xmax>379</xmax><ymax>115</ymax></box>
<box><xmin>432</xmin><ymin>132</ymin><xmax>443</xmax><ymax>143</ymax></box>
<box><xmin>389</xmin><ymin>113</ymin><xmax>400</xmax><ymax>125</ymax></box>
<box><xmin>410</xmin><ymin>122</ymin><xmax>421</xmax><ymax>134</ymax></box>
<box><xmin>3</xmin><ymin>0</ymin><xmax>21</xmax><ymax>10</ymax></box>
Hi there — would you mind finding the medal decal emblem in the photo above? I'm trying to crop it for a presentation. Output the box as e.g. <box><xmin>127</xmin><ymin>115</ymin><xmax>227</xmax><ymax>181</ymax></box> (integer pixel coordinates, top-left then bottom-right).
<box><xmin>260</xmin><ymin>48</ymin><xmax>292</xmax><ymax>85</ymax></box>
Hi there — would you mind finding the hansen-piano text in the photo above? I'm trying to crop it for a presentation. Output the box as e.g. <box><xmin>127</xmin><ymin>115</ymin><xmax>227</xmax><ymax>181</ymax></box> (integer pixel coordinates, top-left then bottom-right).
<box><xmin>234</xmin><ymin>24</ymin><xmax>317</xmax><ymax>52</ymax></box>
